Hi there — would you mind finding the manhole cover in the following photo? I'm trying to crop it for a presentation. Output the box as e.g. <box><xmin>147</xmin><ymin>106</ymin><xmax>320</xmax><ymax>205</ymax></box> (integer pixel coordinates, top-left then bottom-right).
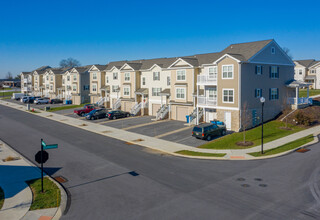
<box><xmin>296</xmin><ymin>148</ymin><xmax>310</xmax><ymax>153</ymax></box>
<box><xmin>128</xmin><ymin>171</ymin><xmax>139</xmax><ymax>177</ymax></box>
<box><xmin>241</xmin><ymin>184</ymin><xmax>250</xmax><ymax>187</ymax></box>
<box><xmin>54</xmin><ymin>176</ymin><xmax>68</xmax><ymax>183</ymax></box>
<box><xmin>254</xmin><ymin>178</ymin><xmax>262</xmax><ymax>181</ymax></box>
<box><xmin>237</xmin><ymin>178</ymin><xmax>246</xmax><ymax>181</ymax></box>
<box><xmin>259</xmin><ymin>184</ymin><xmax>267</xmax><ymax>187</ymax></box>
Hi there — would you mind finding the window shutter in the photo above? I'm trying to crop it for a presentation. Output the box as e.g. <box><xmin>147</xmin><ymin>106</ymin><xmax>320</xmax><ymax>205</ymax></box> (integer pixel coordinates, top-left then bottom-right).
<box><xmin>261</xmin><ymin>66</ymin><xmax>263</xmax><ymax>75</ymax></box>
<box><xmin>254</xmin><ymin>89</ymin><xmax>257</xmax><ymax>97</ymax></box>
<box><xmin>255</xmin><ymin>66</ymin><xmax>257</xmax><ymax>74</ymax></box>
<box><xmin>277</xmin><ymin>67</ymin><xmax>280</xmax><ymax>78</ymax></box>
<box><xmin>260</xmin><ymin>89</ymin><xmax>262</xmax><ymax>97</ymax></box>
<box><xmin>277</xmin><ymin>88</ymin><xmax>279</xmax><ymax>99</ymax></box>
<box><xmin>269</xmin><ymin>88</ymin><xmax>271</xmax><ymax>100</ymax></box>
<box><xmin>269</xmin><ymin>66</ymin><xmax>272</xmax><ymax>78</ymax></box>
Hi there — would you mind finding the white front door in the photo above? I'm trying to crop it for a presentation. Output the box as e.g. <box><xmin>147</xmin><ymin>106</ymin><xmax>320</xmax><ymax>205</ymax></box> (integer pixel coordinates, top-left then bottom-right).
<box><xmin>224</xmin><ymin>112</ymin><xmax>231</xmax><ymax>130</ymax></box>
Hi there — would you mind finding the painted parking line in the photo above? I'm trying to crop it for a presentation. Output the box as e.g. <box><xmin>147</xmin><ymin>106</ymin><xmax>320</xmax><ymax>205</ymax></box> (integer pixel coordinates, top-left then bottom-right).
<box><xmin>97</xmin><ymin>116</ymin><xmax>144</xmax><ymax>124</ymax></box>
<box><xmin>62</xmin><ymin>113</ymin><xmax>74</xmax><ymax>116</ymax></box>
<box><xmin>154</xmin><ymin>126</ymin><xmax>191</xmax><ymax>138</ymax></box>
<box><xmin>122</xmin><ymin>119</ymin><xmax>169</xmax><ymax>130</ymax></box>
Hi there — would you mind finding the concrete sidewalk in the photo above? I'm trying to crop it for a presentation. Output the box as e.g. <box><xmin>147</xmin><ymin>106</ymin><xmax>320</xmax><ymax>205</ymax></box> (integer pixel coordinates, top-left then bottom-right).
<box><xmin>0</xmin><ymin>139</ymin><xmax>66</xmax><ymax>220</ymax></box>
<box><xmin>1</xmin><ymin>100</ymin><xmax>319</xmax><ymax>160</ymax></box>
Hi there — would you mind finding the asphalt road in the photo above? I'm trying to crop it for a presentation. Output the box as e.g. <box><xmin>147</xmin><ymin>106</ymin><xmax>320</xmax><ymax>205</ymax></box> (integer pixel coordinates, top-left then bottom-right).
<box><xmin>1</xmin><ymin>104</ymin><xmax>320</xmax><ymax>220</ymax></box>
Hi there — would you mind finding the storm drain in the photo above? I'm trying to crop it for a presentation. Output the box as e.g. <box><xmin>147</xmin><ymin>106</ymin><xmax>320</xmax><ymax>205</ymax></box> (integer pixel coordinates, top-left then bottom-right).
<box><xmin>296</xmin><ymin>148</ymin><xmax>310</xmax><ymax>153</ymax></box>
<box><xmin>259</xmin><ymin>184</ymin><xmax>268</xmax><ymax>187</ymax></box>
<box><xmin>54</xmin><ymin>176</ymin><xmax>68</xmax><ymax>183</ymax></box>
<box><xmin>128</xmin><ymin>171</ymin><xmax>139</xmax><ymax>177</ymax></box>
<box><xmin>236</xmin><ymin>177</ymin><xmax>246</xmax><ymax>181</ymax></box>
<box><xmin>241</xmin><ymin>184</ymin><xmax>250</xmax><ymax>187</ymax></box>
<box><xmin>254</xmin><ymin>178</ymin><xmax>263</xmax><ymax>181</ymax></box>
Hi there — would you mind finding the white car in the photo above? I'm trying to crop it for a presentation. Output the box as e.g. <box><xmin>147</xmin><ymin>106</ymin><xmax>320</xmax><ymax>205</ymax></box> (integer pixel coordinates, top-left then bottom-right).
<box><xmin>34</xmin><ymin>98</ymin><xmax>49</xmax><ymax>104</ymax></box>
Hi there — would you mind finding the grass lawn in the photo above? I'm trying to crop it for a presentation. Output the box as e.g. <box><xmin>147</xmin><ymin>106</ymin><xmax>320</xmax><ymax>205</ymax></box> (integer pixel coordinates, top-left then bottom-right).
<box><xmin>300</xmin><ymin>89</ymin><xmax>320</xmax><ymax>97</ymax></box>
<box><xmin>0</xmin><ymin>91</ymin><xmax>19</xmax><ymax>97</ymax></box>
<box><xmin>27</xmin><ymin>177</ymin><xmax>60</xmax><ymax>210</ymax></box>
<box><xmin>47</xmin><ymin>103</ymin><xmax>90</xmax><ymax>112</ymax></box>
<box><xmin>0</xmin><ymin>96</ymin><xmax>12</xmax><ymax>100</ymax></box>
<box><xmin>175</xmin><ymin>150</ymin><xmax>226</xmax><ymax>157</ymax></box>
<box><xmin>199</xmin><ymin>121</ymin><xmax>304</xmax><ymax>150</ymax></box>
<box><xmin>0</xmin><ymin>187</ymin><xmax>4</xmax><ymax>209</ymax></box>
<box><xmin>249</xmin><ymin>134</ymin><xmax>314</xmax><ymax>157</ymax></box>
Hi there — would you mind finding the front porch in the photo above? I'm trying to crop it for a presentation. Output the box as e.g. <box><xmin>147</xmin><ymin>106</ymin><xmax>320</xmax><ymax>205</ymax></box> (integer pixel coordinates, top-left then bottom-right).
<box><xmin>100</xmin><ymin>85</ymin><xmax>110</xmax><ymax>108</ymax></box>
<box><xmin>133</xmin><ymin>88</ymin><xmax>149</xmax><ymax>116</ymax></box>
<box><xmin>287</xmin><ymin>80</ymin><xmax>313</xmax><ymax>109</ymax></box>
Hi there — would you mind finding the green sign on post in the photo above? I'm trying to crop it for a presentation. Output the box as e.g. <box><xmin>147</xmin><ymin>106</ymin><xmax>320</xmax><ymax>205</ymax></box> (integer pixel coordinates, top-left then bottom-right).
<box><xmin>43</xmin><ymin>144</ymin><xmax>58</xmax><ymax>150</ymax></box>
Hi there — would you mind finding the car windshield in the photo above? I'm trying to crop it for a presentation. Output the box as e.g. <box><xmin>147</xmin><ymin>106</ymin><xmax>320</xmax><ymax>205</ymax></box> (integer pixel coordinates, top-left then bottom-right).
<box><xmin>193</xmin><ymin>127</ymin><xmax>202</xmax><ymax>133</ymax></box>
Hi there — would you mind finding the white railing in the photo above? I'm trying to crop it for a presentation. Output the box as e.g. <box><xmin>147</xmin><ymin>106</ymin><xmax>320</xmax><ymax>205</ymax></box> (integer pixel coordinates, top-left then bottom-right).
<box><xmin>113</xmin><ymin>98</ymin><xmax>121</xmax><ymax>110</ymax></box>
<box><xmin>97</xmin><ymin>97</ymin><xmax>108</xmax><ymax>106</ymax></box>
<box><xmin>197</xmin><ymin>96</ymin><xmax>217</xmax><ymax>106</ymax></box>
<box><xmin>197</xmin><ymin>75</ymin><xmax>217</xmax><ymax>85</ymax></box>
<box><xmin>131</xmin><ymin>102</ymin><xmax>142</xmax><ymax>116</ymax></box>
<box><xmin>288</xmin><ymin>97</ymin><xmax>313</xmax><ymax>105</ymax></box>
<box><xmin>189</xmin><ymin>108</ymin><xmax>203</xmax><ymax>125</ymax></box>
<box><xmin>156</xmin><ymin>105</ymin><xmax>169</xmax><ymax>120</ymax></box>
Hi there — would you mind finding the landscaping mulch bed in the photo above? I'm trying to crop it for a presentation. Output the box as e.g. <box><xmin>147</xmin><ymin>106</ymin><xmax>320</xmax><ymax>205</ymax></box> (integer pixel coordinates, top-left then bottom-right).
<box><xmin>236</xmin><ymin>141</ymin><xmax>253</xmax><ymax>146</ymax></box>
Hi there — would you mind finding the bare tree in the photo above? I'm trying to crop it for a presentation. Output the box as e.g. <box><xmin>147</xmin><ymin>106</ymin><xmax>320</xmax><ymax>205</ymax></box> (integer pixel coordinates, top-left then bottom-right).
<box><xmin>241</xmin><ymin>102</ymin><xmax>252</xmax><ymax>144</ymax></box>
<box><xmin>14</xmin><ymin>74</ymin><xmax>21</xmax><ymax>80</ymax></box>
<box><xmin>5</xmin><ymin>72</ymin><xmax>13</xmax><ymax>79</ymax></box>
<box><xmin>282</xmin><ymin>47</ymin><xmax>293</xmax><ymax>59</ymax></box>
<box><xmin>59</xmin><ymin>58</ymin><xmax>81</xmax><ymax>68</ymax></box>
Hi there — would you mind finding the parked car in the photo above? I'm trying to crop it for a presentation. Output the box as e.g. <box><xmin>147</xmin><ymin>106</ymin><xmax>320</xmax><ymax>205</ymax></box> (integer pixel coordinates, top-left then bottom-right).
<box><xmin>11</xmin><ymin>93</ymin><xmax>24</xmax><ymax>100</ymax></box>
<box><xmin>192</xmin><ymin>123</ymin><xmax>226</xmax><ymax>141</ymax></box>
<box><xmin>50</xmin><ymin>99</ymin><xmax>63</xmax><ymax>104</ymax></box>
<box><xmin>86</xmin><ymin>109</ymin><xmax>108</xmax><ymax>120</ymax></box>
<box><xmin>74</xmin><ymin>104</ymin><xmax>95</xmax><ymax>116</ymax></box>
<box><xmin>24</xmin><ymin>96</ymin><xmax>41</xmax><ymax>103</ymax></box>
<box><xmin>20</xmin><ymin>96</ymin><xmax>32</xmax><ymax>103</ymax></box>
<box><xmin>107</xmin><ymin>110</ymin><xmax>130</xmax><ymax>120</ymax></box>
<box><xmin>34</xmin><ymin>98</ymin><xmax>49</xmax><ymax>104</ymax></box>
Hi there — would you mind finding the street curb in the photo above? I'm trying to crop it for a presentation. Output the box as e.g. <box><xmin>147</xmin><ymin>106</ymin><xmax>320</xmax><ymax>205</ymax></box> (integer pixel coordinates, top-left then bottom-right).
<box><xmin>1</xmin><ymin>100</ymin><xmax>319</xmax><ymax>161</ymax></box>
<box><xmin>0</xmin><ymin>138</ymin><xmax>68</xmax><ymax>220</ymax></box>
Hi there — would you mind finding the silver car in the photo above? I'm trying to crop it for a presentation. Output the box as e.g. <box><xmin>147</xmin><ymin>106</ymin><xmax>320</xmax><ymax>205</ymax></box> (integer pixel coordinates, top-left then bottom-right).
<box><xmin>34</xmin><ymin>98</ymin><xmax>49</xmax><ymax>104</ymax></box>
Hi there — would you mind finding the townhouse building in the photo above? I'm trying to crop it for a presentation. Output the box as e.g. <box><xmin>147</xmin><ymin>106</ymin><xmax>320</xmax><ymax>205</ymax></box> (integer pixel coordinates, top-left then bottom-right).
<box><xmin>294</xmin><ymin>59</ymin><xmax>320</xmax><ymax>89</ymax></box>
<box><xmin>43</xmin><ymin>67</ymin><xmax>70</xmax><ymax>98</ymax></box>
<box><xmin>88</xmin><ymin>65</ymin><xmax>107</xmax><ymax>105</ymax></box>
<box><xmin>68</xmin><ymin>66</ymin><xmax>91</xmax><ymax>105</ymax></box>
<box><xmin>20</xmin><ymin>72</ymin><xmax>33</xmax><ymax>94</ymax></box>
<box><xmin>32</xmin><ymin>66</ymin><xmax>51</xmax><ymax>96</ymax></box>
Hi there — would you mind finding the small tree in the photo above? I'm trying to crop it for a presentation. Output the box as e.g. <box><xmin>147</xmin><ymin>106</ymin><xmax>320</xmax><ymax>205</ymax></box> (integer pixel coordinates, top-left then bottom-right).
<box><xmin>241</xmin><ymin>102</ymin><xmax>252</xmax><ymax>144</ymax></box>
<box><xmin>14</xmin><ymin>75</ymin><xmax>21</xmax><ymax>80</ymax></box>
<box><xmin>59</xmin><ymin>58</ymin><xmax>81</xmax><ymax>68</ymax></box>
<box><xmin>6</xmin><ymin>71</ymin><xmax>13</xmax><ymax>79</ymax></box>
<box><xmin>282</xmin><ymin>47</ymin><xmax>293</xmax><ymax>59</ymax></box>
<box><xmin>281</xmin><ymin>91</ymin><xmax>291</xmax><ymax>128</ymax></box>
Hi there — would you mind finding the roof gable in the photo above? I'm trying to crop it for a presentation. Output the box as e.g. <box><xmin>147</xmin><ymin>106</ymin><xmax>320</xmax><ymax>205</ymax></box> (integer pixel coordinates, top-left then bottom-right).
<box><xmin>168</xmin><ymin>58</ymin><xmax>196</xmax><ymax>69</ymax></box>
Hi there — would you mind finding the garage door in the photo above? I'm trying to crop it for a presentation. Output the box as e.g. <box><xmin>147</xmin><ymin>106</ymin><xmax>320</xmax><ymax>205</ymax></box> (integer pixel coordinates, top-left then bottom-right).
<box><xmin>176</xmin><ymin>106</ymin><xmax>189</xmax><ymax>121</ymax></box>
<box><xmin>152</xmin><ymin>104</ymin><xmax>161</xmax><ymax>116</ymax></box>
<box><xmin>124</xmin><ymin>102</ymin><xmax>132</xmax><ymax>112</ymax></box>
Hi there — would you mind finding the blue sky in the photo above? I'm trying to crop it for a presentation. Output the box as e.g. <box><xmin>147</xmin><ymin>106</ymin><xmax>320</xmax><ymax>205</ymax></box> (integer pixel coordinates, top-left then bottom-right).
<box><xmin>0</xmin><ymin>0</ymin><xmax>319</xmax><ymax>78</ymax></box>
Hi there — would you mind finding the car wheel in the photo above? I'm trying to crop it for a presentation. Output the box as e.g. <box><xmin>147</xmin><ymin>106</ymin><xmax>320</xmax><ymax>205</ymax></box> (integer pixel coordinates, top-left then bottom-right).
<box><xmin>81</xmin><ymin>112</ymin><xmax>85</xmax><ymax>117</ymax></box>
<box><xmin>221</xmin><ymin>130</ymin><xmax>226</xmax><ymax>136</ymax></box>
<box><xmin>113</xmin><ymin>116</ymin><xmax>116</xmax><ymax>120</ymax></box>
<box><xmin>126</xmin><ymin>113</ymin><xmax>130</xmax><ymax>117</ymax></box>
<box><xmin>206</xmin><ymin>135</ymin><xmax>212</xmax><ymax>141</ymax></box>
<box><xmin>90</xmin><ymin>116</ymin><xmax>94</xmax><ymax>120</ymax></box>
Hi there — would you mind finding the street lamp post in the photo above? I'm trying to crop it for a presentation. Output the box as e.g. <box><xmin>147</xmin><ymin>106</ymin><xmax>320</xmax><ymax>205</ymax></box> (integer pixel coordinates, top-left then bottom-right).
<box><xmin>260</xmin><ymin>97</ymin><xmax>265</xmax><ymax>154</ymax></box>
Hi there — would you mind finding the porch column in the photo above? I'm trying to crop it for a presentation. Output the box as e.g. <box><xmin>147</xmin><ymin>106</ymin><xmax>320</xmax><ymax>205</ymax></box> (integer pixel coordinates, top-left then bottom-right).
<box><xmin>196</xmin><ymin>84</ymin><xmax>199</xmax><ymax>125</ymax></box>
<box><xmin>296</xmin><ymin>87</ymin><xmax>299</xmax><ymax>108</ymax></box>
<box><xmin>161</xmin><ymin>95</ymin><xmax>163</xmax><ymax>106</ymax></box>
<box><xmin>135</xmin><ymin>93</ymin><xmax>137</xmax><ymax>103</ymax></box>
<box><xmin>193</xmin><ymin>96</ymin><xmax>195</xmax><ymax>108</ymax></box>
<box><xmin>141</xmin><ymin>94</ymin><xmax>144</xmax><ymax>116</ymax></box>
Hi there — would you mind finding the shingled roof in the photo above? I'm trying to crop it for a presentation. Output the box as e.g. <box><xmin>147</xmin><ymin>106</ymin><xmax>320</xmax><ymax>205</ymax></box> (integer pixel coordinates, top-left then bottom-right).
<box><xmin>295</xmin><ymin>59</ymin><xmax>318</xmax><ymax>68</ymax></box>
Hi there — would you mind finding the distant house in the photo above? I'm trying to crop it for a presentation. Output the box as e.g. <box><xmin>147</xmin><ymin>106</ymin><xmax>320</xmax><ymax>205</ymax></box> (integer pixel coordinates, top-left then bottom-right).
<box><xmin>294</xmin><ymin>59</ymin><xmax>320</xmax><ymax>89</ymax></box>
<box><xmin>0</xmin><ymin>79</ymin><xmax>20</xmax><ymax>88</ymax></box>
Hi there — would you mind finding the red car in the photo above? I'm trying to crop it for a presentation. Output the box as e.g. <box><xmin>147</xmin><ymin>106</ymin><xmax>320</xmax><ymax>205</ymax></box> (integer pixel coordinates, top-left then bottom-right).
<box><xmin>74</xmin><ymin>104</ymin><xmax>95</xmax><ymax>116</ymax></box>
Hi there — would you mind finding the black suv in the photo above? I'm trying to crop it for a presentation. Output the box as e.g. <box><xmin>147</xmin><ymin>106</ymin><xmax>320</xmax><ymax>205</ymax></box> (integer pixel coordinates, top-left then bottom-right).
<box><xmin>107</xmin><ymin>110</ymin><xmax>130</xmax><ymax>120</ymax></box>
<box><xmin>192</xmin><ymin>123</ymin><xmax>226</xmax><ymax>141</ymax></box>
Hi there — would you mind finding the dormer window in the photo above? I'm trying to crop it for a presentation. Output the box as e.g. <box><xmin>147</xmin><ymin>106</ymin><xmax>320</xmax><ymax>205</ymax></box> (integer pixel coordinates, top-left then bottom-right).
<box><xmin>271</xmin><ymin>47</ymin><xmax>275</xmax><ymax>54</ymax></box>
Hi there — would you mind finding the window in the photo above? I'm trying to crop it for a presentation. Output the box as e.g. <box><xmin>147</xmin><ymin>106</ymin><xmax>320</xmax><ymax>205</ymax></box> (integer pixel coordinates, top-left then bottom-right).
<box><xmin>255</xmin><ymin>88</ymin><xmax>262</xmax><ymax>98</ymax></box>
<box><xmin>106</xmin><ymin>76</ymin><xmax>109</xmax><ymax>83</ymax></box>
<box><xmin>83</xmin><ymin>85</ymin><xmax>90</xmax><ymax>90</ymax></box>
<box><xmin>223</xmin><ymin>89</ymin><xmax>234</xmax><ymax>103</ymax></box>
<box><xmin>208</xmin><ymin>88</ymin><xmax>217</xmax><ymax>100</ymax></box>
<box><xmin>167</xmin><ymin>76</ymin><xmax>171</xmax><ymax>86</ymax></box>
<box><xmin>124</xmin><ymin>72</ymin><xmax>130</xmax><ymax>81</ymax></box>
<box><xmin>124</xmin><ymin>87</ymin><xmax>130</xmax><ymax>96</ymax></box>
<box><xmin>46</xmin><ymin>85</ymin><xmax>49</xmax><ymax>89</ymax></box>
<box><xmin>299</xmin><ymin>69</ymin><xmax>302</xmax><ymax>75</ymax></box>
<box><xmin>73</xmin><ymin>74</ymin><xmax>77</xmax><ymax>81</ymax></box>
<box><xmin>93</xmin><ymin>72</ymin><xmax>97</xmax><ymax>80</ymax></box>
<box><xmin>152</xmin><ymin>88</ymin><xmax>161</xmax><ymax>96</ymax></box>
<box><xmin>269</xmin><ymin>88</ymin><xmax>279</xmax><ymax>100</ymax></box>
<box><xmin>50</xmin><ymin>76</ymin><xmax>53</xmax><ymax>81</ymax></box>
<box><xmin>311</xmin><ymin>69</ymin><xmax>316</xmax><ymax>74</ymax></box>
<box><xmin>50</xmin><ymin>85</ymin><xmax>53</xmax><ymax>90</ymax></box>
<box><xmin>73</xmin><ymin>85</ymin><xmax>77</xmax><ymax>91</ymax></box>
<box><xmin>271</xmin><ymin>47</ymin><xmax>275</xmax><ymax>54</ymax></box>
<box><xmin>270</xmin><ymin>66</ymin><xmax>279</xmax><ymax>79</ymax></box>
<box><xmin>208</xmin><ymin>67</ymin><xmax>217</xmax><ymax>78</ymax></box>
<box><xmin>113</xmin><ymin>72</ymin><xmax>118</xmax><ymax>80</ymax></box>
<box><xmin>142</xmin><ymin>77</ymin><xmax>146</xmax><ymax>86</ymax></box>
<box><xmin>176</xmin><ymin>88</ymin><xmax>186</xmax><ymax>99</ymax></box>
<box><xmin>46</xmin><ymin>76</ymin><xmax>49</xmax><ymax>80</ymax></box>
<box><xmin>67</xmin><ymin>76</ymin><xmax>70</xmax><ymax>81</ymax></box>
<box><xmin>112</xmin><ymin>85</ymin><xmax>119</xmax><ymax>92</ymax></box>
<box><xmin>153</xmin><ymin>72</ymin><xmax>160</xmax><ymax>81</ymax></box>
<box><xmin>35</xmin><ymin>76</ymin><xmax>38</xmax><ymax>80</ymax></box>
<box><xmin>222</xmin><ymin>65</ymin><xmax>233</xmax><ymax>79</ymax></box>
<box><xmin>62</xmin><ymin>79</ymin><xmax>65</xmax><ymax>84</ymax></box>
<box><xmin>92</xmin><ymin>84</ymin><xmax>97</xmax><ymax>92</ymax></box>
<box><xmin>177</xmin><ymin>70</ymin><xmax>186</xmax><ymax>81</ymax></box>
<box><xmin>255</xmin><ymin>65</ymin><xmax>262</xmax><ymax>75</ymax></box>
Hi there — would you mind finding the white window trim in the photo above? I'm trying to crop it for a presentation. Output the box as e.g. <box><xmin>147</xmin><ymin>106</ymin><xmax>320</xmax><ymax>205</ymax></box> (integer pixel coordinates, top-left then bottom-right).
<box><xmin>222</xmin><ymin>88</ymin><xmax>234</xmax><ymax>104</ymax></box>
<box><xmin>271</xmin><ymin>47</ymin><xmax>276</xmax><ymax>54</ymax></box>
<box><xmin>270</xmin><ymin>88</ymin><xmax>278</xmax><ymax>100</ymax></box>
<box><xmin>176</xmin><ymin>69</ymin><xmax>186</xmax><ymax>81</ymax></box>
<box><xmin>256</xmin><ymin>65</ymin><xmax>262</xmax><ymax>75</ymax></box>
<box><xmin>113</xmin><ymin>72</ymin><xmax>118</xmax><ymax>80</ymax></box>
<box><xmin>153</xmin><ymin>72</ymin><xmax>160</xmax><ymax>81</ymax></box>
<box><xmin>152</xmin><ymin>88</ymin><xmax>161</xmax><ymax>96</ymax></box>
<box><xmin>222</xmin><ymin>64</ymin><xmax>234</xmax><ymax>79</ymax></box>
<box><xmin>92</xmin><ymin>83</ymin><xmax>97</xmax><ymax>92</ymax></box>
<box><xmin>175</xmin><ymin>87</ymin><xmax>186</xmax><ymax>100</ymax></box>
<box><xmin>123</xmin><ymin>86</ymin><xmax>130</xmax><ymax>96</ymax></box>
<box><xmin>124</xmin><ymin>72</ymin><xmax>130</xmax><ymax>81</ymax></box>
<box><xmin>255</xmin><ymin>88</ymin><xmax>262</xmax><ymax>98</ymax></box>
<box><xmin>93</xmin><ymin>72</ymin><xmax>97</xmax><ymax>80</ymax></box>
<box><xmin>142</xmin><ymin>77</ymin><xmax>146</xmax><ymax>86</ymax></box>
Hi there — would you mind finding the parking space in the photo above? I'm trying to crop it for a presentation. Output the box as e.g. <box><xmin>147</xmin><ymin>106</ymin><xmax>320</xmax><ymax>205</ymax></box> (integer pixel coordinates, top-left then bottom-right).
<box><xmin>5</xmin><ymin>98</ymin><xmax>65</xmax><ymax>110</ymax></box>
<box><xmin>100</xmin><ymin>116</ymin><xmax>156</xmax><ymax>129</ymax></box>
